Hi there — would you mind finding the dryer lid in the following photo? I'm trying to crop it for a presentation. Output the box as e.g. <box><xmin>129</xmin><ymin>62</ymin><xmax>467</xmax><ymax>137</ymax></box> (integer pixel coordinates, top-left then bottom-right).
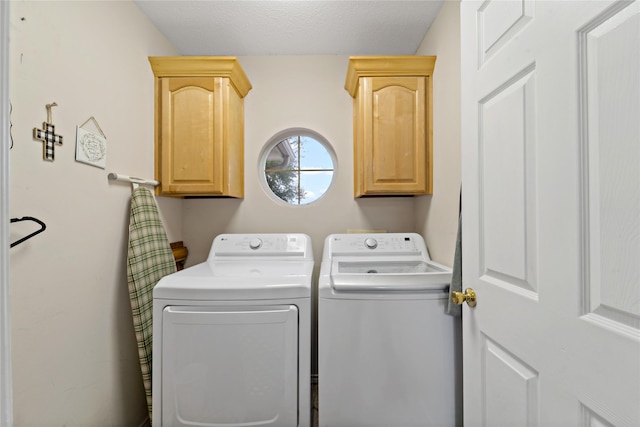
<box><xmin>154</xmin><ymin>261</ymin><xmax>313</xmax><ymax>300</ymax></box>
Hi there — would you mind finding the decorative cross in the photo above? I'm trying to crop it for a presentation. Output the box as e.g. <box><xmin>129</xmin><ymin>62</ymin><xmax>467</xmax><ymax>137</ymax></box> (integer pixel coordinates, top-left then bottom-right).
<box><xmin>33</xmin><ymin>102</ymin><xmax>63</xmax><ymax>161</ymax></box>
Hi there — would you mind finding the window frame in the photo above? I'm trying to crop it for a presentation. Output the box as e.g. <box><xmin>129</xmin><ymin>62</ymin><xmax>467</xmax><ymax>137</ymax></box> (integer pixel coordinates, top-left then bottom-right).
<box><xmin>258</xmin><ymin>128</ymin><xmax>337</xmax><ymax>206</ymax></box>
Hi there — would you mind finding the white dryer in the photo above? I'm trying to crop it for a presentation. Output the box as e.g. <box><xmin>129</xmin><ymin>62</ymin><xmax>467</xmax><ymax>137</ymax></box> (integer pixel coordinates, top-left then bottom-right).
<box><xmin>318</xmin><ymin>233</ymin><xmax>459</xmax><ymax>427</ymax></box>
<box><xmin>153</xmin><ymin>233</ymin><xmax>313</xmax><ymax>427</ymax></box>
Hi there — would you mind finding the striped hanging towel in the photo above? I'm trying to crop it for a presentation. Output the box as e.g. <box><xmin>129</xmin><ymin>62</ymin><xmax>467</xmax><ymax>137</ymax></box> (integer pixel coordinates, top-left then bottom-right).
<box><xmin>446</xmin><ymin>187</ymin><xmax>462</xmax><ymax>317</ymax></box>
<box><xmin>126</xmin><ymin>187</ymin><xmax>176</xmax><ymax>420</ymax></box>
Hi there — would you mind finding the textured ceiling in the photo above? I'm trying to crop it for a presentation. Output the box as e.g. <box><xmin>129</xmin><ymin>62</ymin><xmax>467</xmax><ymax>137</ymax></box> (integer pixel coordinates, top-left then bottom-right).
<box><xmin>134</xmin><ymin>1</ymin><xmax>445</xmax><ymax>56</ymax></box>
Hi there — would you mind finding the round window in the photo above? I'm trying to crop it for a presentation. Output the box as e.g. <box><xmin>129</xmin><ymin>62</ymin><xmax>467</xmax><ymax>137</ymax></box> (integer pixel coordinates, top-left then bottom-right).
<box><xmin>259</xmin><ymin>129</ymin><xmax>336</xmax><ymax>205</ymax></box>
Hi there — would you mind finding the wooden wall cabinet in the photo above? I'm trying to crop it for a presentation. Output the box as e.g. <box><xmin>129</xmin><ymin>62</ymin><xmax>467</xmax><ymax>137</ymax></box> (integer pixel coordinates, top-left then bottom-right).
<box><xmin>149</xmin><ymin>56</ymin><xmax>252</xmax><ymax>197</ymax></box>
<box><xmin>345</xmin><ymin>56</ymin><xmax>436</xmax><ymax>197</ymax></box>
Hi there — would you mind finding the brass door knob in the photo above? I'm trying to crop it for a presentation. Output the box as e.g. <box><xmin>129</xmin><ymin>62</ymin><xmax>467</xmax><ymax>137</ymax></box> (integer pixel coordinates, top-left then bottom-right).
<box><xmin>451</xmin><ymin>288</ymin><xmax>477</xmax><ymax>307</ymax></box>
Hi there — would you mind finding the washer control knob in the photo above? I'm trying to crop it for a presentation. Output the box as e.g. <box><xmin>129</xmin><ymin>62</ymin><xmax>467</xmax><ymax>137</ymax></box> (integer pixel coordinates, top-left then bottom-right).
<box><xmin>249</xmin><ymin>238</ymin><xmax>263</xmax><ymax>250</ymax></box>
<box><xmin>364</xmin><ymin>237</ymin><xmax>378</xmax><ymax>249</ymax></box>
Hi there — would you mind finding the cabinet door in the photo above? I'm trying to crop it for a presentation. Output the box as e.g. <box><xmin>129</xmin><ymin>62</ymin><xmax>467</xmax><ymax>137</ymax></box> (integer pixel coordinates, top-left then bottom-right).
<box><xmin>158</xmin><ymin>77</ymin><xmax>224</xmax><ymax>195</ymax></box>
<box><xmin>357</xmin><ymin>76</ymin><xmax>429</xmax><ymax>196</ymax></box>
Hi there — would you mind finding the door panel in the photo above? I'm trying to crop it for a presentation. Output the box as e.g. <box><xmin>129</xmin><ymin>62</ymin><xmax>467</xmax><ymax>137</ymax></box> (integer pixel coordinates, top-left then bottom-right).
<box><xmin>160</xmin><ymin>76</ymin><xmax>224</xmax><ymax>194</ymax></box>
<box><xmin>479</xmin><ymin>67</ymin><xmax>537</xmax><ymax>296</ymax></box>
<box><xmin>461</xmin><ymin>1</ymin><xmax>640</xmax><ymax>426</ymax></box>
<box><xmin>482</xmin><ymin>336</ymin><xmax>539</xmax><ymax>427</ymax></box>
<box><xmin>478</xmin><ymin>0</ymin><xmax>534</xmax><ymax>65</ymax></box>
<box><xmin>363</xmin><ymin>76</ymin><xmax>427</xmax><ymax>193</ymax></box>
<box><xmin>580</xmin><ymin>2</ymin><xmax>640</xmax><ymax>331</ymax></box>
<box><xmin>371</xmin><ymin>77</ymin><xmax>421</xmax><ymax>183</ymax></box>
<box><xmin>162</xmin><ymin>305</ymin><xmax>299</xmax><ymax>427</ymax></box>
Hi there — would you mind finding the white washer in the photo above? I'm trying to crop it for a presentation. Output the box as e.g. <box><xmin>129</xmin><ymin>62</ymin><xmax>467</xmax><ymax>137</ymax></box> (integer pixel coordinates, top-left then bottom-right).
<box><xmin>318</xmin><ymin>233</ymin><xmax>458</xmax><ymax>427</ymax></box>
<box><xmin>153</xmin><ymin>233</ymin><xmax>313</xmax><ymax>427</ymax></box>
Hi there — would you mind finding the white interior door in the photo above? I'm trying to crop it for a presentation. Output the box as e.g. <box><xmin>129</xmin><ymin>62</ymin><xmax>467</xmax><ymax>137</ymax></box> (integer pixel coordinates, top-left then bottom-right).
<box><xmin>460</xmin><ymin>1</ymin><xmax>640</xmax><ymax>425</ymax></box>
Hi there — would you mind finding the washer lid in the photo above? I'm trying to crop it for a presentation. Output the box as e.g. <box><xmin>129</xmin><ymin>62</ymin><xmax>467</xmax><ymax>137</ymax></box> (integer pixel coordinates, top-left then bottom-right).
<box><xmin>330</xmin><ymin>259</ymin><xmax>451</xmax><ymax>292</ymax></box>
<box><xmin>154</xmin><ymin>261</ymin><xmax>313</xmax><ymax>300</ymax></box>
<box><xmin>322</xmin><ymin>234</ymin><xmax>451</xmax><ymax>293</ymax></box>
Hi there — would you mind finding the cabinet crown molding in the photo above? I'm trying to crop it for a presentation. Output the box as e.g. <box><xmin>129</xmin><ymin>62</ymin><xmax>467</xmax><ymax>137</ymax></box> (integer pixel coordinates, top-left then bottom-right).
<box><xmin>345</xmin><ymin>56</ymin><xmax>436</xmax><ymax>98</ymax></box>
<box><xmin>149</xmin><ymin>56</ymin><xmax>252</xmax><ymax>98</ymax></box>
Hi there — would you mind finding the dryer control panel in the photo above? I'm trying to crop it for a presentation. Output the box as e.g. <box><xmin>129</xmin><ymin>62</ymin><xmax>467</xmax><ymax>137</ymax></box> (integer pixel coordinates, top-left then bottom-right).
<box><xmin>209</xmin><ymin>234</ymin><xmax>311</xmax><ymax>259</ymax></box>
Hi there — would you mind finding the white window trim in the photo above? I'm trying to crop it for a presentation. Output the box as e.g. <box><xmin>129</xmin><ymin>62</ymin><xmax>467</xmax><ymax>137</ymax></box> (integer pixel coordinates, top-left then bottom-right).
<box><xmin>258</xmin><ymin>127</ymin><xmax>337</xmax><ymax>206</ymax></box>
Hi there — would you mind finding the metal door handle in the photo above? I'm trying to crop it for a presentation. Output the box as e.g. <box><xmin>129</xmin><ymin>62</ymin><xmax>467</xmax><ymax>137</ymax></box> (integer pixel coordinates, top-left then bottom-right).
<box><xmin>451</xmin><ymin>288</ymin><xmax>477</xmax><ymax>307</ymax></box>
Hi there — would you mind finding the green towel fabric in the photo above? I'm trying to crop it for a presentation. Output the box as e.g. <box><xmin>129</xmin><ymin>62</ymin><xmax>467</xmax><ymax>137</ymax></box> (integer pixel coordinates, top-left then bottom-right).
<box><xmin>446</xmin><ymin>212</ymin><xmax>462</xmax><ymax>317</ymax></box>
<box><xmin>446</xmin><ymin>188</ymin><xmax>462</xmax><ymax>317</ymax></box>
<box><xmin>126</xmin><ymin>187</ymin><xmax>176</xmax><ymax>420</ymax></box>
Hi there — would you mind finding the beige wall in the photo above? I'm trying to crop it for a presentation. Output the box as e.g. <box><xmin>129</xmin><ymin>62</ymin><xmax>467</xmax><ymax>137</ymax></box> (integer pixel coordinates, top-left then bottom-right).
<box><xmin>181</xmin><ymin>56</ymin><xmax>419</xmax><ymax>379</ymax></box>
<box><xmin>182</xmin><ymin>55</ymin><xmax>417</xmax><ymax>269</ymax></box>
<box><xmin>182</xmin><ymin>2</ymin><xmax>462</xmax><ymax>270</ymax></box>
<box><xmin>415</xmin><ymin>0</ymin><xmax>462</xmax><ymax>267</ymax></box>
<box><xmin>9</xmin><ymin>1</ymin><xmax>179</xmax><ymax>425</ymax></box>
<box><xmin>8</xmin><ymin>1</ymin><xmax>460</xmax><ymax>425</ymax></box>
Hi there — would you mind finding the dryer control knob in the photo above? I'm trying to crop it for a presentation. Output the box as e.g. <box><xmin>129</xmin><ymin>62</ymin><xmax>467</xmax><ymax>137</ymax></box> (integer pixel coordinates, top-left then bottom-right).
<box><xmin>364</xmin><ymin>238</ymin><xmax>378</xmax><ymax>249</ymax></box>
<box><xmin>249</xmin><ymin>238</ymin><xmax>263</xmax><ymax>250</ymax></box>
